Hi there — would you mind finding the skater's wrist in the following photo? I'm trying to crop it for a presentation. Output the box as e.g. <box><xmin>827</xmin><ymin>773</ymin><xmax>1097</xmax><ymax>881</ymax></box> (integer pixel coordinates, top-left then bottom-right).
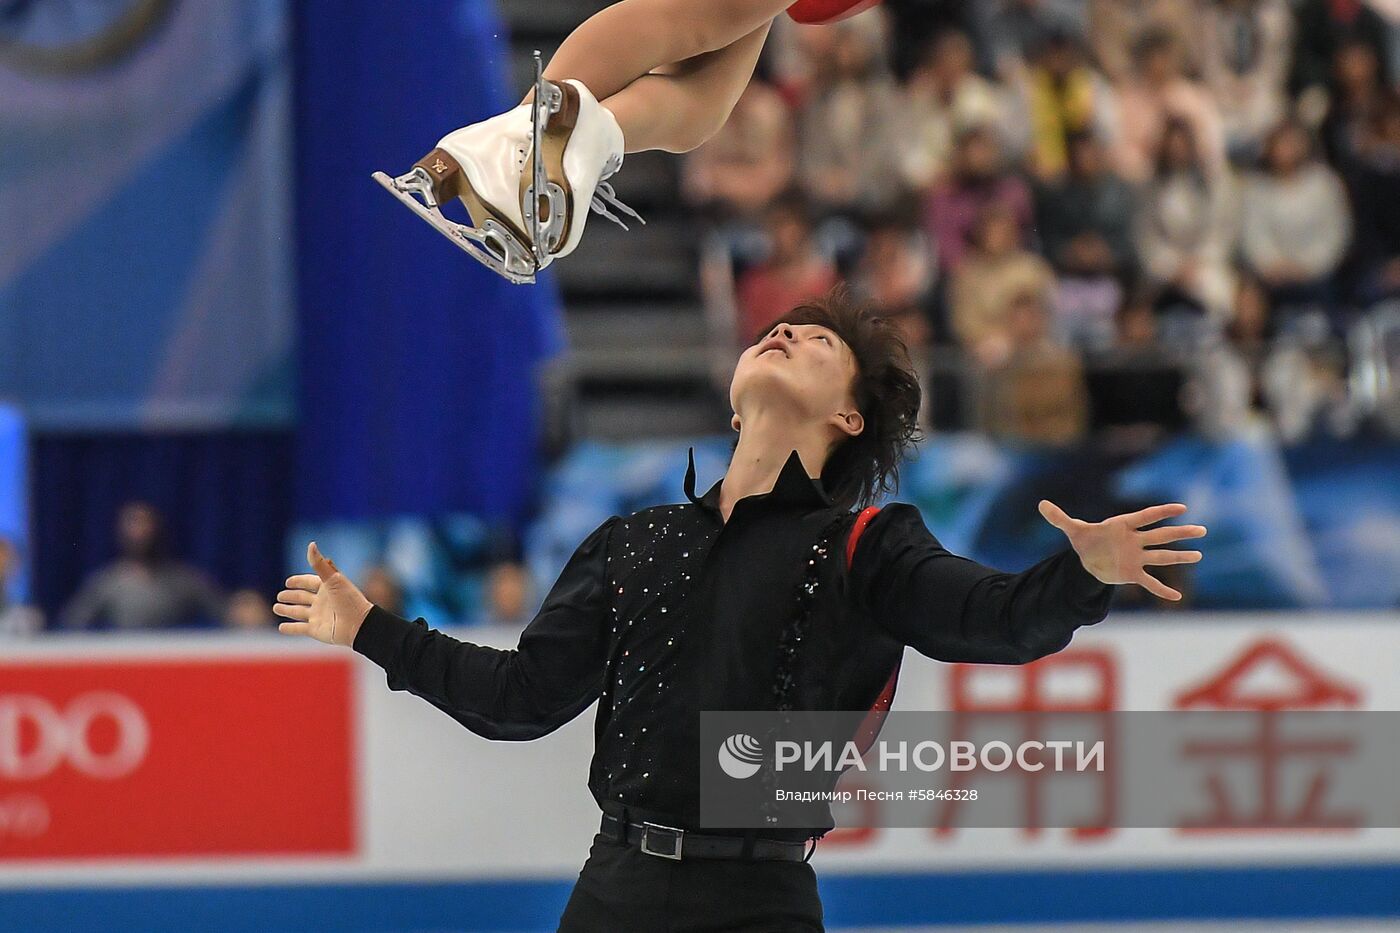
<box><xmin>351</xmin><ymin>604</ymin><xmax>417</xmax><ymax>666</ymax></box>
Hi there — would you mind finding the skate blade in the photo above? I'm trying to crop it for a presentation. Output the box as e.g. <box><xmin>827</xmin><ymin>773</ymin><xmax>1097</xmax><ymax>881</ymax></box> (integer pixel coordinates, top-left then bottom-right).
<box><xmin>372</xmin><ymin>170</ymin><xmax>538</xmax><ymax>285</ymax></box>
<box><xmin>531</xmin><ymin>79</ymin><xmax>579</xmax><ymax>256</ymax></box>
<box><xmin>524</xmin><ymin>51</ymin><xmax>576</xmax><ymax>262</ymax></box>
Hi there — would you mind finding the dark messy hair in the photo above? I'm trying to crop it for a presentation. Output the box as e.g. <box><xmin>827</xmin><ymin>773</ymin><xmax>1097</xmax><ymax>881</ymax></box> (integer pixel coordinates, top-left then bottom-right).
<box><xmin>747</xmin><ymin>285</ymin><xmax>924</xmax><ymax>513</ymax></box>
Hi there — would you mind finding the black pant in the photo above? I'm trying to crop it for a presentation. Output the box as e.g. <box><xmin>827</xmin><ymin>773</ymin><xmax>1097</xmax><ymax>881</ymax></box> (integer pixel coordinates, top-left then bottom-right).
<box><xmin>557</xmin><ymin>832</ymin><xmax>825</xmax><ymax>932</ymax></box>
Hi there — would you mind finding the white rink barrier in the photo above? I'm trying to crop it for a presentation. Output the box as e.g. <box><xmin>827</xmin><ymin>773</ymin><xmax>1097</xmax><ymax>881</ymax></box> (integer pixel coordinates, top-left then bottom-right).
<box><xmin>1</xmin><ymin>613</ymin><xmax>1398</xmax><ymax>931</ymax></box>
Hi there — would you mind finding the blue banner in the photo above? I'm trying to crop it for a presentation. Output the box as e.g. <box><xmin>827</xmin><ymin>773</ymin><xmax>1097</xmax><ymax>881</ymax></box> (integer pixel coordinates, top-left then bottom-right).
<box><xmin>291</xmin><ymin>0</ymin><xmax>565</xmax><ymax>525</ymax></box>
<box><xmin>0</xmin><ymin>0</ymin><xmax>294</xmax><ymax>428</ymax></box>
<box><xmin>0</xmin><ymin>403</ymin><xmax>27</xmax><ymax>603</ymax></box>
<box><xmin>526</xmin><ymin>434</ymin><xmax>1400</xmax><ymax>612</ymax></box>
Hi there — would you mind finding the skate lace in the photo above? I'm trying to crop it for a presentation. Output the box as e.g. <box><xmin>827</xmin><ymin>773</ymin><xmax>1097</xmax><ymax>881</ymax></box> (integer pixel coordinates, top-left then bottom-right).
<box><xmin>590</xmin><ymin>181</ymin><xmax>646</xmax><ymax>232</ymax></box>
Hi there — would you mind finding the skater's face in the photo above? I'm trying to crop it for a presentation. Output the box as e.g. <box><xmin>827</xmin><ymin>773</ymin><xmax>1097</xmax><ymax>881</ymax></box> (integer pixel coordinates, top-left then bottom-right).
<box><xmin>729</xmin><ymin>321</ymin><xmax>863</xmax><ymax>443</ymax></box>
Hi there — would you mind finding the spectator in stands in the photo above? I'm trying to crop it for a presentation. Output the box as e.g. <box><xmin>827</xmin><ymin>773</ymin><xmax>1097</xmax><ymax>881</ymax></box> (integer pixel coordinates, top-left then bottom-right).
<box><xmin>851</xmin><ymin>214</ymin><xmax>937</xmax><ymax>348</ymax></box>
<box><xmin>1088</xmin><ymin>0</ymin><xmax>1201</xmax><ymax>82</ymax></box>
<box><xmin>1041</xmin><ymin>127</ymin><xmax>1136</xmax><ymax>273</ymax></box>
<box><xmin>59</xmin><ymin>501</ymin><xmax>225</xmax><ymax>630</ymax></box>
<box><xmin>1348</xmin><ymin>93</ymin><xmax>1400</xmax><ymax>305</ymax></box>
<box><xmin>470</xmin><ymin>560</ymin><xmax>535</xmax><ymax>628</ymax></box>
<box><xmin>1183</xmin><ymin>333</ymin><xmax>1258</xmax><ymax>440</ymax></box>
<box><xmin>971</xmin><ymin>0</ymin><xmax>1089</xmax><ymax>80</ymax></box>
<box><xmin>1105</xmin><ymin>288</ymin><xmax>1190</xmax><ymax>437</ymax></box>
<box><xmin>1199</xmin><ymin>272</ymin><xmax>1320</xmax><ymax>440</ymax></box>
<box><xmin>982</xmin><ymin>288</ymin><xmax>1091</xmax><ymax>444</ymax></box>
<box><xmin>950</xmin><ymin>203</ymin><xmax>1057</xmax><ymax>365</ymax></box>
<box><xmin>734</xmin><ymin>191</ymin><xmax>840</xmax><ymax>345</ymax></box>
<box><xmin>879</xmin><ymin>0</ymin><xmax>976</xmax><ymax>78</ymax></box>
<box><xmin>0</xmin><ymin>537</ymin><xmax>42</xmax><ymax>637</ymax></box>
<box><xmin>900</xmin><ymin>29</ymin><xmax>1015</xmax><ymax>192</ymax></box>
<box><xmin>361</xmin><ymin>564</ymin><xmax>406</xmax><ymax>619</ymax></box>
<box><xmin>1291</xmin><ymin>0</ymin><xmax>1392</xmax><ymax>103</ymax></box>
<box><xmin>925</xmin><ymin>124</ymin><xmax>1035</xmax><ymax>272</ymax></box>
<box><xmin>1199</xmin><ymin>0</ymin><xmax>1294</xmax><ymax>163</ymax></box>
<box><xmin>1134</xmin><ymin>118</ymin><xmax>1239</xmax><ymax>334</ymax></box>
<box><xmin>1361</xmin><ymin>0</ymin><xmax>1400</xmax><ymax>73</ymax></box>
<box><xmin>765</xmin><ymin>15</ymin><xmax>833</xmax><ymax>98</ymax></box>
<box><xmin>1116</xmin><ymin>288</ymin><xmax>1162</xmax><ymax>351</ymax></box>
<box><xmin>1241</xmin><ymin>120</ymin><xmax>1352</xmax><ymax>312</ymax></box>
<box><xmin>1038</xmin><ymin>131</ymin><xmax>1137</xmax><ymax>347</ymax></box>
<box><xmin>1261</xmin><ymin>332</ymin><xmax>1358</xmax><ymax>440</ymax></box>
<box><xmin>682</xmin><ymin>80</ymin><xmax>796</xmax><ymax>222</ymax></box>
<box><xmin>1109</xmin><ymin>28</ymin><xmax>1227</xmax><ymax>184</ymax></box>
<box><xmin>1019</xmin><ymin>28</ymin><xmax>1110</xmax><ymax>180</ymax></box>
<box><xmin>225</xmin><ymin>588</ymin><xmax>276</xmax><ymax>631</ymax></box>
<box><xmin>1318</xmin><ymin>36</ymin><xmax>1390</xmax><ymax>174</ymax></box>
<box><xmin>793</xmin><ymin>16</ymin><xmax>904</xmax><ymax>215</ymax></box>
<box><xmin>1039</xmin><ymin>132</ymin><xmax>1137</xmax><ymax>274</ymax></box>
<box><xmin>1228</xmin><ymin>271</ymin><xmax>1275</xmax><ymax>351</ymax></box>
<box><xmin>1209</xmin><ymin>261</ymin><xmax>1360</xmax><ymax>443</ymax></box>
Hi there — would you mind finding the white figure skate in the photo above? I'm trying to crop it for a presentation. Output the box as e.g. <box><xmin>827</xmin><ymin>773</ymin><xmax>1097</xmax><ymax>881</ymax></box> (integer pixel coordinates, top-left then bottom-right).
<box><xmin>372</xmin><ymin>52</ymin><xmax>643</xmax><ymax>285</ymax></box>
<box><xmin>523</xmin><ymin>73</ymin><xmax>644</xmax><ymax>264</ymax></box>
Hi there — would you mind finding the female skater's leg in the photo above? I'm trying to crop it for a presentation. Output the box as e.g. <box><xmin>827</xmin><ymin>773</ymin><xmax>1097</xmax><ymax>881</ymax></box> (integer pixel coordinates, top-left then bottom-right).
<box><xmin>602</xmin><ymin>23</ymin><xmax>772</xmax><ymax>153</ymax></box>
<box><xmin>540</xmin><ymin>0</ymin><xmax>790</xmax><ymax>101</ymax></box>
<box><xmin>376</xmin><ymin>0</ymin><xmax>785</xmax><ymax>278</ymax></box>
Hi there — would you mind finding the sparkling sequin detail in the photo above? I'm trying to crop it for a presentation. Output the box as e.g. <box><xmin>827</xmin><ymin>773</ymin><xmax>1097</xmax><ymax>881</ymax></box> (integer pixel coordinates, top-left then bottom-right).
<box><xmin>758</xmin><ymin>512</ymin><xmax>851</xmax><ymax>828</ymax></box>
<box><xmin>599</xmin><ymin>501</ymin><xmax>711</xmax><ymax>807</ymax></box>
<box><xmin>771</xmin><ymin>513</ymin><xmax>848</xmax><ymax>712</ymax></box>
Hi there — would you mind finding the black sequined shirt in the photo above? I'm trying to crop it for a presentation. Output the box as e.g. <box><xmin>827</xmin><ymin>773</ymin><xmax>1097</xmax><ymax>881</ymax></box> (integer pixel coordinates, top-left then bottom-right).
<box><xmin>353</xmin><ymin>446</ymin><xmax>1114</xmax><ymax>837</ymax></box>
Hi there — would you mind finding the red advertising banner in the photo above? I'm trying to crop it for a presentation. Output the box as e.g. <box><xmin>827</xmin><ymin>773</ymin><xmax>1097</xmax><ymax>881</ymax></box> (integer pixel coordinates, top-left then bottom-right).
<box><xmin>0</xmin><ymin>656</ymin><xmax>356</xmax><ymax>860</ymax></box>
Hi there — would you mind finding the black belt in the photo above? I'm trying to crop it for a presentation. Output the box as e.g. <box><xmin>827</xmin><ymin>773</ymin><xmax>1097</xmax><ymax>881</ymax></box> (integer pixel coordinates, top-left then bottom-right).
<box><xmin>599</xmin><ymin>811</ymin><xmax>815</xmax><ymax>862</ymax></box>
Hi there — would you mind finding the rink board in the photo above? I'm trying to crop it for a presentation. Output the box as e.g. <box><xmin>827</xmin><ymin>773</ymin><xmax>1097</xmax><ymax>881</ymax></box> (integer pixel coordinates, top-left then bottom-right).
<box><xmin>1</xmin><ymin>613</ymin><xmax>1398</xmax><ymax>930</ymax></box>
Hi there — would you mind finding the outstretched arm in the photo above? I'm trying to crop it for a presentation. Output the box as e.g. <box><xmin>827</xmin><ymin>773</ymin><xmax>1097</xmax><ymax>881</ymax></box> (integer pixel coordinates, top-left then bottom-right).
<box><xmin>846</xmin><ymin>501</ymin><xmax>1205</xmax><ymax>664</ymax></box>
<box><xmin>275</xmin><ymin>519</ymin><xmax>617</xmax><ymax>740</ymax></box>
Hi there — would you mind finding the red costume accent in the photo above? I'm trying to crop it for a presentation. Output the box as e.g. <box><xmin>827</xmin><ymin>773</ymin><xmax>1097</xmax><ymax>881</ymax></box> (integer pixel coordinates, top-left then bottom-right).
<box><xmin>844</xmin><ymin>505</ymin><xmax>901</xmax><ymax>758</ymax></box>
<box><xmin>786</xmin><ymin>0</ymin><xmax>881</xmax><ymax>25</ymax></box>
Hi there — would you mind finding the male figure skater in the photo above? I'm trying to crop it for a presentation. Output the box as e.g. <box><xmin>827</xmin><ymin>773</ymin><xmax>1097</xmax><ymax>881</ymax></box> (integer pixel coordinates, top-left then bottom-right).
<box><xmin>276</xmin><ymin>293</ymin><xmax>1205</xmax><ymax>930</ymax></box>
<box><xmin>374</xmin><ymin>0</ymin><xmax>892</xmax><ymax>282</ymax></box>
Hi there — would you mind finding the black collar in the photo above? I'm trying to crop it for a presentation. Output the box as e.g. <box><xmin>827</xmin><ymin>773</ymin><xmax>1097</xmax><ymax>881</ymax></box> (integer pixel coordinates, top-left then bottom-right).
<box><xmin>683</xmin><ymin>446</ymin><xmax>835</xmax><ymax>513</ymax></box>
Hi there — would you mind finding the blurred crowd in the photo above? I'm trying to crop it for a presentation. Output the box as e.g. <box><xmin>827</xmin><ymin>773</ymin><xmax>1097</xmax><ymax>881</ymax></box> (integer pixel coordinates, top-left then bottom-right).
<box><xmin>685</xmin><ymin>0</ymin><xmax>1400</xmax><ymax>444</ymax></box>
<box><xmin>0</xmin><ymin>501</ymin><xmax>535</xmax><ymax>635</ymax></box>
<box><xmin>13</xmin><ymin>1</ymin><xmax>1400</xmax><ymax>633</ymax></box>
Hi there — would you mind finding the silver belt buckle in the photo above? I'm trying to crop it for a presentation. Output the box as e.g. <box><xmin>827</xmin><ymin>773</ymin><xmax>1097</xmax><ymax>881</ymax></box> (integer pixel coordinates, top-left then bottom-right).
<box><xmin>639</xmin><ymin>822</ymin><xmax>684</xmax><ymax>860</ymax></box>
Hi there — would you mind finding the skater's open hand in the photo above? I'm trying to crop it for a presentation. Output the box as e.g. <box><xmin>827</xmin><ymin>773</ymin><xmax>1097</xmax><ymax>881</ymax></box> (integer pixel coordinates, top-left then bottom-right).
<box><xmin>273</xmin><ymin>542</ymin><xmax>373</xmax><ymax>647</ymax></box>
<box><xmin>1038</xmin><ymin>501</ymin><xmax>1206</xmax><ymax>602</ymax></box>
